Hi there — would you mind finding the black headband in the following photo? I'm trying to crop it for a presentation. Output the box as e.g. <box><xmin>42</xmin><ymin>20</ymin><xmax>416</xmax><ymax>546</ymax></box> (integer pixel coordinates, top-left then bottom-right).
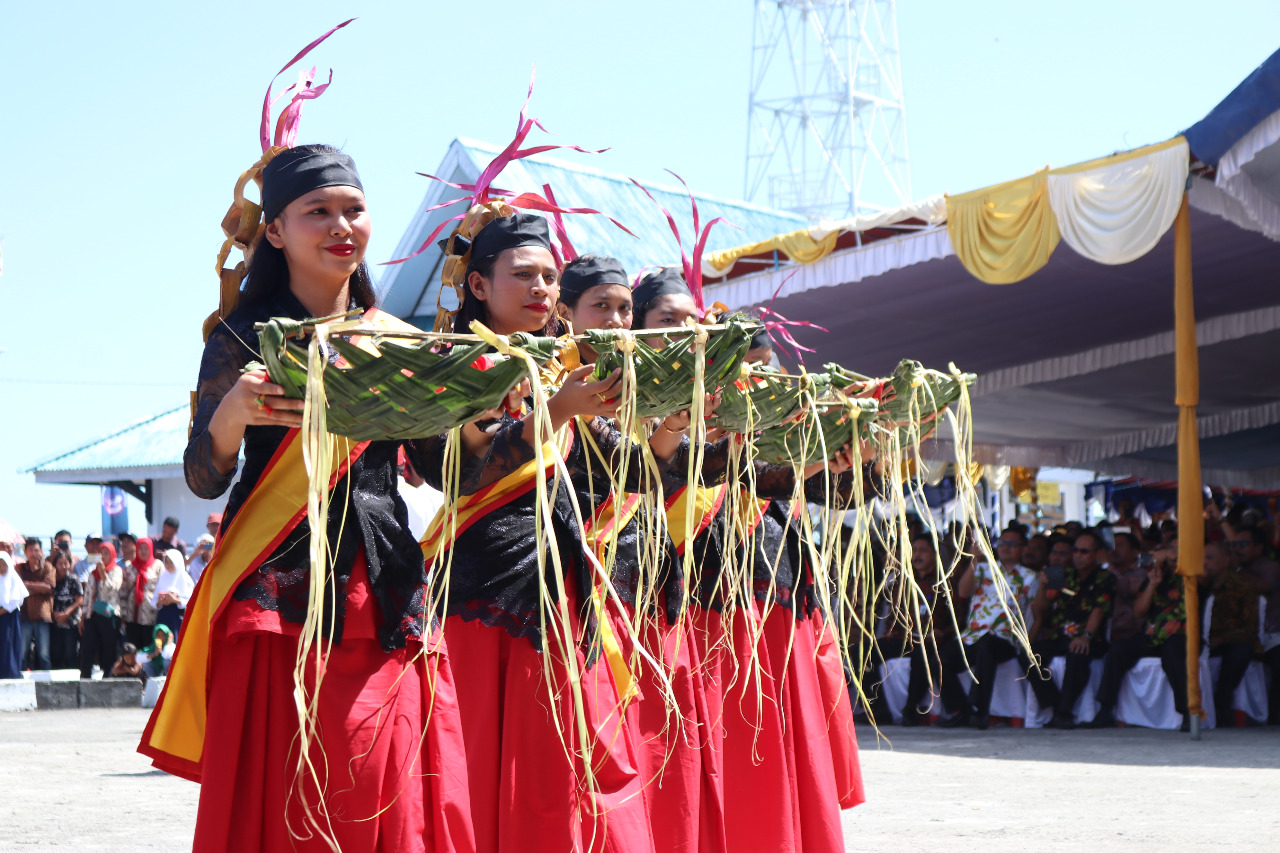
<box><xmin>559</xmin><ymin>255</ymin><xmax>629</xmax><ymax>299</ymax></box>
<box><xmin>459</xmin><ymin>213</ymin><xmax>553</xmax><ymax>263</ymax></box>
<box><xmin>632</xmin><ymin>267</ymin><xmax>691</xmax><ymax>312</ymax></box>
<box><xmin>261</xmin><ymin>146</ymin><xmax>364</xmax><ymax>222</ymax></box>
<box><xmin>750</xmin><ymin>328</ymin><xmax>773</xmax><ymax>350</ymax></box>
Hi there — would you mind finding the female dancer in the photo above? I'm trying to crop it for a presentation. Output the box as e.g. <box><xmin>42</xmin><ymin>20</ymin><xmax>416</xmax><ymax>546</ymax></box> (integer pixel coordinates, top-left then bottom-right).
<box><xmin>413</xmin><ymin>215</ymin><xmax>668</xmax><ymax>853</ymax></box>
<box><xmin>632</xmin><ymin>268</ymin><xmax>863</xmax><ymax>853</ymax></box>
<box><xmin>556</xmin><ymin>256</ymin><xmax>723</xmax><ymax>853</ymax></box>
<box><xmin>141</xmin><ymin>143</ymin><xmax>473</xmax><ymax>853</ymax></box>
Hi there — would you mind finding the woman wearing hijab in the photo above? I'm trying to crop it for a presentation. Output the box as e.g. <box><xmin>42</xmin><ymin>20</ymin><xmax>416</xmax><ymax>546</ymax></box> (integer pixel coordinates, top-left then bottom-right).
<box><xmin>120</xmin><ymin>536</ymin><xmax>161</xmax><ymax>648</ymax></box>
<box><xmin>0</xmin><ymin>552</ymin><xmax>30</xmax><ymax>678</ymax></box>
<box><xmin>151</xmin><ymin>549</ymin><xmax>193</xmax><ymax>636</ymax></box>
<box><xmin>80</xmin><ymin>542</ymin><xmax>123</xmax><ymax>679</ymax></box>
<box><xmin>140</xmin><ymin>45</ymin><xmax>475</xmax><ymax>846</ymax></box>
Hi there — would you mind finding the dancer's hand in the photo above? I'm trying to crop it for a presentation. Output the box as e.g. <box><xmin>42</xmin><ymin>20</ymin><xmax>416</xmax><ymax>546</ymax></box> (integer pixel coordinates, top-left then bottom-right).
<box><xmin>547</xmin><ymin>366</ymin><xmax>622</xmax><ymax>429</ymax></box>
<box><xmin>220</xmin><ymin>369</ymin><xmax>305</xmax><ymax>429</ymax></box>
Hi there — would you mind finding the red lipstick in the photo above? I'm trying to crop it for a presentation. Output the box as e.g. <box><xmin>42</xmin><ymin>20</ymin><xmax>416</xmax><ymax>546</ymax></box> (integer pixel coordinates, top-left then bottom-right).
<box><xmin>325</xmin><ymin>244</ymin><xmax>356</xmax><ymax>257</ymax></box>
<box><xmin>524</xmin><ymin>303</ymin><xmax>549</xmax><ymax>313</ymax></box>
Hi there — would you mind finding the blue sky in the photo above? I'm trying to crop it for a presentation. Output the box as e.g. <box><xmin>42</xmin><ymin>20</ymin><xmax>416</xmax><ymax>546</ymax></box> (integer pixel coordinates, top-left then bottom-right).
<box><xmin>3</xmin><ymin>0</ymin><xmax>1279</xmax><ymax>540</ymax></box>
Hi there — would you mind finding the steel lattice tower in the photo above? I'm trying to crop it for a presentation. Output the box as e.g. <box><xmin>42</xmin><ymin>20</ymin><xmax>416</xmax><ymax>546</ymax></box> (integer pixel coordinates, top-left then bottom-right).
<box><xmin>745</xmin><ymin>0</ymin><xmax>911</xmax><ymax>221</ymax></box>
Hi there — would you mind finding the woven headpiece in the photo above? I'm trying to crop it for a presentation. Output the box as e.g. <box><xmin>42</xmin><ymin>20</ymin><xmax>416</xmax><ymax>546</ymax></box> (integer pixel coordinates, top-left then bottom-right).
<box><xmin>203</xmin><ymin>19</ymin><xmax>354</xmax><ymax>342</ymax></box>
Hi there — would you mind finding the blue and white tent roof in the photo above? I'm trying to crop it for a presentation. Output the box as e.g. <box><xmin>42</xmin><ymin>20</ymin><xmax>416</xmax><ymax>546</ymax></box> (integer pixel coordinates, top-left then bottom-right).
<box><xmin>378</xmin><ymin>139</ymin><xmax>806</xmax><ymax>326</ymax></box>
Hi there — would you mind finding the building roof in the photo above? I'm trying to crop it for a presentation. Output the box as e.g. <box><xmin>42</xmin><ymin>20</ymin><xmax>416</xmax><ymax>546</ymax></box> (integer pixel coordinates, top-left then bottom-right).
<box><xmin>378</xmin><ymin>139</ymin><xmax>807</xmax><ymax>324</ymax></box>
<box><xmin>25</xmin><ymin>406</ymin><xmax>188</xmax><ymax>483</ymax></box>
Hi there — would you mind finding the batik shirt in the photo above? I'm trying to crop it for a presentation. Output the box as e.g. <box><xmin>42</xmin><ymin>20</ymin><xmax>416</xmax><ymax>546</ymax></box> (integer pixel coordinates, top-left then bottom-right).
<box><xmin>1044</xmin><ymin>566</ymin><xmax>1115</xmax><ymax>641</ymax></box>
<box><xmin>1207</xmin><ymin>570</ymin><xmax>1261</xmax><ymax>652</ymax></box>
<box><xmin>1143</xmin><ymin>570</ymin><xmax>1186</xmax><ymax>644</ymax></box>
<box><xmin>961</xmin><ymin>562</ymin><xmax>1037</xmax><ymax>644</ymax></box>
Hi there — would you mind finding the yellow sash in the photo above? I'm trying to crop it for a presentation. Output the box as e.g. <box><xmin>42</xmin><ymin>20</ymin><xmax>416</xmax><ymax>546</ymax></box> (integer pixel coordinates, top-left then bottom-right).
<box><xmin>663</xmin><ymin>484</ymin><xmax>728</xmax><ymax>556</ymax></box>
<box><xmin>141</xmin><ymin>307</ymin><xmax>409</xmax><ymax>780</ymax></box>
<box><xmin>140</xmin><ymin>433</ymin><xmax>366</xmax><ymax>779</ymax></box>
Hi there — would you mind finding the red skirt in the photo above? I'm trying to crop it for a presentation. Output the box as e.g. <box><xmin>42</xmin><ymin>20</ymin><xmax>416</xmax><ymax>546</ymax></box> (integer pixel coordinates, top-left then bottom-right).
<box><xmin>626</xmin><ymin>605</ymin><xmax>727</xmax><ymax>853</ymax></box>
<box><xmin>721</xmin><ymin>601</ymin><xmax>855</xmax><ymax>853</ymax></box>
<box><xmin>810</xmin><ymin>607</ymin><xmax>865</xmax><ymax>809</ymax></box>
<box><xmin>193</xmin><ymin>556</ymin><xmax>475</xmax><ymax>853</ymax></box>
<box><xmin>444</xmin><ymin>611</ymin><xmax>655</xmax><ymax>853</ymax></box>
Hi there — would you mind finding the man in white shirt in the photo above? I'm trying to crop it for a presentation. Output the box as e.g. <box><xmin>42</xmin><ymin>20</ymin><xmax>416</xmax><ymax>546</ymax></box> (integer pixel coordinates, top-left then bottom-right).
<box><xmin>938</xmin><ymin>527</ymin><xmax>1039</xmax><ymax>729</ymax></box>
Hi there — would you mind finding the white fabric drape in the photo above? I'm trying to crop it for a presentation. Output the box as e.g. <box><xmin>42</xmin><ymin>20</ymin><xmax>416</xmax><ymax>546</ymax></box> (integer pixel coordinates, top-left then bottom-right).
<box><xmin>1046</xmin><ymin>139</ymin><xmax>1189</xmax><ymax>265</ymax></box>
<box><xmin>809</xmin><ymin>195</ymin><xmax>948</xmax><ymax>241</ymax></box>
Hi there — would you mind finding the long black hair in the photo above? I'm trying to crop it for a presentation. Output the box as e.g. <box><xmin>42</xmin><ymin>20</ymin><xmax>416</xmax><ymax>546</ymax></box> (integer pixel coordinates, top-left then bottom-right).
<box><xmin>238</xmin><ymin>144</ymin><xmax>377</xmax><ymax>313</ymax></box>
<box><xmin>454</xmin><ymin>249</ymin><xmax>563</xmax><ymax>336</ymax></box>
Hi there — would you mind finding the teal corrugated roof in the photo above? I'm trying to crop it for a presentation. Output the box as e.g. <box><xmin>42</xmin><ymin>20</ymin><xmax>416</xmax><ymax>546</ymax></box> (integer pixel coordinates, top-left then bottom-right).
<box><xmin>26</xmin><ymin>406</ymin><xmax>188</xmax><ymax>474</ymax></box>
<box><xmin>457</xmin><ymin>139</ymin><xmax>806</xmax><ymax>276</ymax></box>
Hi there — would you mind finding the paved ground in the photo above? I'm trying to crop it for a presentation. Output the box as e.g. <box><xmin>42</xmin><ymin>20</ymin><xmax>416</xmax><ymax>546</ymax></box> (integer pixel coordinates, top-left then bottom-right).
<box><xmin>0</xmin><ymin>709</ymin><xmax>1275</xmax><ymax>851</ymax></box>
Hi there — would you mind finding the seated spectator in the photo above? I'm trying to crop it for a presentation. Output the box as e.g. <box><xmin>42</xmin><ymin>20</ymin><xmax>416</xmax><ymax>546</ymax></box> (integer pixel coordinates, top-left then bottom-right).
<box><xmin>1023</xmin><ymin>533</ymin><xmax>1050</xmax><ymax>573</ymax></box>
<box><xmin>1046</xmin><ymin>535</ymin><xmax>1072</xmax><ymax>571</ymax></box>
<box><xmin>1230</xmin><ymin>526</ymin><xmax>1280</xmax><ymax>724</ymax></box>
<box><xmin>1023</xmin><ymin>530</ymin><xmax>1115</xmax><ymax>728</ymax></box>
<box><xmin>1203</xmin><ymin>539</ymin><xmax>1260</xmax><ymax>725</ymax></box>
<box><xmin>140</xmin><ymin>625</ymin><xmax>175</xmax><ymax>679</ymax></box>
<box><xmin>938</xmin><ymin>527</ymin><xmax>1038</xmax><ymax>729</ymax></box>
<box><xmin>1086</xmin><ymin>538</ymin><xmax>1189</xmax><ymax>730</ymax></box>
<box><xmin>153</xmin><ymin>549</ymin><xmax>193</xmax><ymax>636</ymax></box>
<box><xmin>1109</xmin><ymin>533</ymin><xmax>1149</xmax><ymax>645</ymax></box>
<box><xmin>109</xmin><ymin>642</ymin><xmax>146</xmax><ymax>684</ymax></box>
<box><xmin>863</xmin><ymin>535</ymin><xmax>958</xmax><ymax>725</ymax></box>
<box><xmin>0</xmin><ymin>553</ymin><xmax>30</xmax><ymax>679</ymax></box>
<box><xmin>49</xmin><ymin>550</ymin><xmax>82</xmax><ymax>670</ymax></box>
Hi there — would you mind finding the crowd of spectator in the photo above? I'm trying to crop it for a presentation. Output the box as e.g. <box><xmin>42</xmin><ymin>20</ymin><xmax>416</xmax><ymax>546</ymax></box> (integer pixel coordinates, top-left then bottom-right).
<box><xmin>0</xmin><ymin>514</ymin><xmax>218</xmax><ymax>684</ymax></box>
<box><xmin>859</xmin><ymin>501</ymin><xmax>1280</xmax><ymax>731</ymax></box>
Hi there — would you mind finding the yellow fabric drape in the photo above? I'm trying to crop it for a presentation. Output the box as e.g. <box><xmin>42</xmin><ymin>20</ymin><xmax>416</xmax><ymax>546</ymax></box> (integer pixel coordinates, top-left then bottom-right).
<box><xmin>946</xmin><ymin>168</ymin><xmax>1060</xmax><ymax>285</ymax></box>
<box><xmin>1172</xmin><ymin>193</ymin><xmax>1205</xmax><ymax>723</ymax></box>
<box><xmin>705</xmin><ymin>226</ymin><xmax>839</xmax><ymax>272</ymax></box>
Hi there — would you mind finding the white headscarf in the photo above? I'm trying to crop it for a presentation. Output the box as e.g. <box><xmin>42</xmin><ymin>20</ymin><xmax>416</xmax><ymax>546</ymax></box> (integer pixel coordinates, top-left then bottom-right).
<box><xmin>152</xmin><ymin>549</ymin><xmax>195</xmax><ymax>608</ymax></box>
<box><xmin>0</xmin><ymin>552</ymin><xmax>29</xmax><ymax>613</ymax></box>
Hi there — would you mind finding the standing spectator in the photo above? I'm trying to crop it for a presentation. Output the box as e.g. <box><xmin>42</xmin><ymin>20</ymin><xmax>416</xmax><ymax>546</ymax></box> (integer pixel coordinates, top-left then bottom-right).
<box><xmin>17</xmin><ymin>537</ymin><xmax>54</xmax><ymax>670</ymax></box>
<box><xmin>938</xmin><ymin>527</ymin><xmax>1038</xmax><ymax>729</ymax></box>
<box><xmin>0</xmin><ymin>552</ymin><xmax>29</xmax><ymax>678</ymax></box>
<box><xmin>80</xmin><ymin>541</ymin><xmax>122</xmax><ymax>679</ymax></box>
<box><xmin>187</xmin><ymin>534</ymin><xmax>215</xmax><ymax>585</ymax></box>
<box><xmin>49</xmin><ymin>550</ymin><xmax>83</xmax><ymax>669</ymax></box>
<box><xmin>117</xmin><ymin>532</ymin><xmax>137</xmax><ymax>567</ymax></box>
<box><xmin>72</xmin><ymin>535</ymin><xmax>101</xmax><ymax>585</ymax></box>
<box><xmin>1230</xmin><ymin>526</ymin><xmax>1280</xmax><ymax>724</ymax></box>
<box><xmin>398</xmin><ymin>448</ymin><xmax>444</xmax><ymax>541</ymax></box>
<box><xmin>205</xmin><ymin>512</ymin><xmax>222</xmax><ymax>539</ymax></box>
<box><xmin>51</xmin><ymin>530</ymin><xmax>72</xmax><ymax>557</ymax></box>
<box><xmin>1023</xmin><ymin>531</ymin><xmax>1115</xmax><ymax>728</ymax></box>
<box><xmin>1086</xmin><ymin>539</ymin><xmax>1189</xmax><ymax>730</ymax></box>
<box><xmin>153</xmin><ymin>549</ymin><xmax>193</xmax><ymax>635</ymax></box>
<box><xmin>1203</xmin><ymin>539</ymin><xmax>1260</xmax><ymax>725</ymax></box>
<box><xmin>153</xmin><ymin>516</ymin><xmax>187</xmax><ymax>560</ymax></box>
<box><xmin>119</xmin><ymin>537</ymin><xmax>160</xmax><ymax>648</ymax></box>
<box><xmin>1109</xmin><ymin>533</ymin><xmax>1149</xmax><ymax>644</ymax></box>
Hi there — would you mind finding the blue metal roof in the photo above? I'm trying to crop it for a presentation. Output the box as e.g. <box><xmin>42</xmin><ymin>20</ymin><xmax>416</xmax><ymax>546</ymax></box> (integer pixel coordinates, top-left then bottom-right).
<box><xmin>26</xmin><ymin>406</ymin><xmax>189</xmax><ymax>475</ymax></box>
<box><xmin>380</xmin><ymin>139</ymin><xmax>806</xmax><ymax>321</ymax></box>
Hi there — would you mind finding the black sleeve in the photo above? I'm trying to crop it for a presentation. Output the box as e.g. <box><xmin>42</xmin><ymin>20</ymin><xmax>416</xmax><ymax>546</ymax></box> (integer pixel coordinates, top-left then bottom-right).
<box><xmin>184</xmin><ymin>326</ymin><xmax>252</xmax><ymax>500</ymax></box>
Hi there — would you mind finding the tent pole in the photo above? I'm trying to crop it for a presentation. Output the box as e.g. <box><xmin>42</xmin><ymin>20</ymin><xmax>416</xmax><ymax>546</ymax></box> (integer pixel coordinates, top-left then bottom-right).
<box><xmin>1173</xmin><ymin>191</ymin><xmax>1204</xmax><ymax>740</ymax></box>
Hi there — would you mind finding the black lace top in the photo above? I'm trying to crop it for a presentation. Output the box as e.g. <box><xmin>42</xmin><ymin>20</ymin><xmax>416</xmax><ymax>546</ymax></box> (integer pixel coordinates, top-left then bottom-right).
<box><xmin>184</xmin><ymin>289</ymin><xmax>428</xmax><ymax>650</ymax></box>
<box><xmin>405</xmin><ymin>411</ymin><xmax>674</xmax><ymax>650</ymax></box>
<box><xmin>664</xmin><ymin>436</ymin><xmax>855</xmax><ymax>616</ymax></box>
